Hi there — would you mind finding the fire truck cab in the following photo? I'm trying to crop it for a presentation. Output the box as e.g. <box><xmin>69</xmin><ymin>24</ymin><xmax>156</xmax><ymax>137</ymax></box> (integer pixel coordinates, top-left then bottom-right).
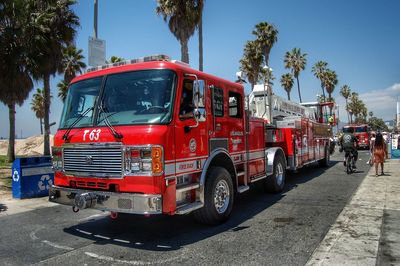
<box><xmin>49</xmin><ymin>55</ymin><xmax>332</xmax><ymax>224</ymax></box>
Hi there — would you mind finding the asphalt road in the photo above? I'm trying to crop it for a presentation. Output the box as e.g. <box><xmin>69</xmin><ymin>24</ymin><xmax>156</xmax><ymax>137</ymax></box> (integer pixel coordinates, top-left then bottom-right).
<box><xmin>0</xmin><ymin>149</ymin><xmax>371</xmax><ymax>266</ymax></box>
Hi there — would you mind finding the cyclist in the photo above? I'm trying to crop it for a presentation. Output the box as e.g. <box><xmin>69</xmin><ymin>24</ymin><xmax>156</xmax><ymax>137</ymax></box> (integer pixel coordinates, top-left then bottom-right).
<box><xmin>339</xmin><ymin>127</ymin><xmax>358</xmax><ymax>168</ymax></box>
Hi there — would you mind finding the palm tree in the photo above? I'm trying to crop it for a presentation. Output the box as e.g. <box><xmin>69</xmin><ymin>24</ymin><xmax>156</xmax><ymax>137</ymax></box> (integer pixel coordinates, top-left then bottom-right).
<box><xmin>28</xmin><ymin>0</ymin><xmax>79</xmax><ymax>156</ymax></box>
<box><xmin>348</xmin><ymin>92</ymin><xmax>360</xmax><ymax>124</ymax></box>
<box><xmin>284</xmin><ymin>48</ymin><xmax>307</xmax><ymax>103</ymax></box>
<box><xmin>340</xmin><ymin>85</ymin><xmax>351</xmax><ymax>123</ymax></box>
<box><xmin>239</xmin><ymin>40</ymin><xmax>263</xmax><ymax>90</ymax></box>
<box><xmin>252</xmin><ymin>22</ymin><xmax>278</xmax><ymax>67</ymax></box>
<box><xmin>156</xmin><ymin>0</ymin><xmax>202</xmax><ymax>63</ymax></box>
<box><xmin>311</xmin><ymin>61</ymin><xmax>328</xmax><ymax>100</ymax></box>
<box><xmin>323</xmin><ymin>69</ymin><xmax>338</xmax><ymax>100</ymax></box>
<box><xmin>280</xmin><ymin>73</ymin><xmax>294</xmax><ymax>100</ymax></box>
<box><xmin>62</xmin><ymin>45</ymin><xmax>86</xmax><ymax>84</ymax></box>
<box><xmin>57</xmin><ymin>80</ymin><xmax>69</xmax><ymax>102</ymax></box>
<box><xmin>0</xmin><ymin>0</ymin><xmax>35</xmax><ymax>162</ymax></box>
<box><xmin>108</xmin><ymin>56</ymin><xmax>124</xmax><ymax>63</ymax></box>
<box><xmin>31</xmin><ymin>88</ymin><xmax>46</xmax><ymax>134</ymax></box>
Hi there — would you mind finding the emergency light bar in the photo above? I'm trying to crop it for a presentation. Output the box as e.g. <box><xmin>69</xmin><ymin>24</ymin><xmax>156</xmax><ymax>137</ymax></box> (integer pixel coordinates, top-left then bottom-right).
<box><xmin>86</xmin><ymin>54</ymin><xmax>190</xmax><ymax>73</ymax></box>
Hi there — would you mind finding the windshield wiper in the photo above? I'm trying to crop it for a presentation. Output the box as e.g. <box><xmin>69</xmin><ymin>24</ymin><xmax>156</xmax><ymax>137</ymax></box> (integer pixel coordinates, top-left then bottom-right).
<box><xmin>98</xmin><ymin>102</ymin><xmax>124</xmax><ymax>139</ymax></box>
<box><xmin>62</xmin><ymin>107</ymin><xmax>94</xmax><ymax>141</ymax></box>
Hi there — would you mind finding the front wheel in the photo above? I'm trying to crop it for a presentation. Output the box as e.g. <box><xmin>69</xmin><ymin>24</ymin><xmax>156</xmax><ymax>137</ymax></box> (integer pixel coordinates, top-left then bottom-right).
<box><xmin>193</xmin><ymin>167</ymin><xmax>234</xmax><ymax>225</ymax></box>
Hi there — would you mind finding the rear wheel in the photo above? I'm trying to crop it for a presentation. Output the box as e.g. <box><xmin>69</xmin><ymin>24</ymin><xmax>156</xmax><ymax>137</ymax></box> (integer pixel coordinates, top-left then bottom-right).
<box><xmin>193</xmin><ymin>167</ymin><xmax>234</xmax><ymax>225</ymax></box>
<box><xmin>319</xmin><ymin>145</ymin><xmax>330</xmax><ymax>167</ymax></box>
<box><xmin>265</xmin><ymin>154</ymin><xmax>286</xmax><ymax>193</ymax></box>
<box><xmin>346</xmin><ymin>156</ymin><xmax>353</xmax><ymax>174</ymax></box>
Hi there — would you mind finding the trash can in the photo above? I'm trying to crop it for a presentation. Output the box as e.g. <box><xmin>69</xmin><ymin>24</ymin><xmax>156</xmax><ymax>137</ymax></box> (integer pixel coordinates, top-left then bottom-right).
<box><xmin>12</xmin><ymin>156</ymin><xmax>54</xmax><ymax>199</ymax></box>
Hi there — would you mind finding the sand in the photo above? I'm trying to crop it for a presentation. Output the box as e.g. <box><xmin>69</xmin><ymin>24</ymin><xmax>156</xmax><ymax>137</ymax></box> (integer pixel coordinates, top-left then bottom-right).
<box><xmin>0</xmin><ymin>135</ymin><xmax>54</xmax><ymax>156</ymax></box>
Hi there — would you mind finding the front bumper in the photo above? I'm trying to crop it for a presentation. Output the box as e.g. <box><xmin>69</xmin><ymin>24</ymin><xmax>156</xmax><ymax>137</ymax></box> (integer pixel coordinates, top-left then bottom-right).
<box><xmin>49</xmin><ymin>185</ymin><xmax>162</xmax><ymax>215</ymax></box>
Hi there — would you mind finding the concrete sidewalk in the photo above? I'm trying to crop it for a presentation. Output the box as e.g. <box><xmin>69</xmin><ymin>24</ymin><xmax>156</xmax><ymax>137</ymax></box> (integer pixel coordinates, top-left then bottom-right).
<box><xmin>307</xmin><ymin>159</ymin><xmax>400</xmax><ymax>266</ymax></box>
<box><xmin>0</xmin><ymin>191</ymin><xmax>56</xmax><ymax>217</ymax></box>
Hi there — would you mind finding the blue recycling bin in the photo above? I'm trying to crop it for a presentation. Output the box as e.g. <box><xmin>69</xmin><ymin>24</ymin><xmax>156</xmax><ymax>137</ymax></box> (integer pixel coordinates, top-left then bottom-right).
<box><xmin>390</xmin><ymin>135</ymin><xmax>400</xmax><ymax>159</ymax></box>
<box><xmin>12</xmin><ymin>156</ymin><xmax>54</xmax><ymax>199</ymax></box>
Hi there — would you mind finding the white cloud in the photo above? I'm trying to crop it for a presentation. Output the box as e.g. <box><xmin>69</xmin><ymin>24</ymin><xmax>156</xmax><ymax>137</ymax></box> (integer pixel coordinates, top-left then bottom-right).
<box><xmin>335</xmin><ymin>83</ymin><xmax>400</xmax><ymax>123</ymax></box>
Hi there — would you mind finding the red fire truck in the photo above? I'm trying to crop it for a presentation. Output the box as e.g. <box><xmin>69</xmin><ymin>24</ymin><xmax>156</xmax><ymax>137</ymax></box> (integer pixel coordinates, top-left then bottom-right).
<box><xmin>343</xmin><ymin>124</ymin><xmax>370</xmax><ymax>149</ymax></box>
<box><xmin>49</xmin><ymin>55</ymin><xmax>332</xmax><ymax>224</ymax></box>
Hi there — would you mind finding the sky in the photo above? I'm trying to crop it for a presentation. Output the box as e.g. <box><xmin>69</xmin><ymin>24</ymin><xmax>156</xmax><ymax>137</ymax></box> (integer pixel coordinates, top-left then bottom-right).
<box><xmin>1</xmin><ymin>0</ymin><xmax>400</xmax><ymax>138</ymax></box>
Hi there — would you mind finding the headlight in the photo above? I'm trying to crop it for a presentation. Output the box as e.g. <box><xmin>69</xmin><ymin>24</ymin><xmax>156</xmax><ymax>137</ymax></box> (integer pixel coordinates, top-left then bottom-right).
<box><xmin>51</xmin><ymin>146</ymin><xmax>62</xmax><ymax>171</ymax></box>
<box><xmin>124</xmin><ymin>145</ymin><xmax>164</xmax><ymax>176</ymax></box>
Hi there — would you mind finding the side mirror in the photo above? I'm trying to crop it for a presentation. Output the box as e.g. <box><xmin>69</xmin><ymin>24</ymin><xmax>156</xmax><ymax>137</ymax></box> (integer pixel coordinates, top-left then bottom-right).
<box><xmin>193</xmin><ymin>80</ymin><xmax>200</xmax><ymax>109</ymax></box>
<box><xmin>193</xmin><ymin>108</ymin><xmax>201</xmax><ymax>121</ymax></box>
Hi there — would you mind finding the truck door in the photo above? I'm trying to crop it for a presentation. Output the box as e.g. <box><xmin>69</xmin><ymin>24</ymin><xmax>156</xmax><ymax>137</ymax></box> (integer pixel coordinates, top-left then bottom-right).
<box><xmin>174</xmin><ymin>77</ymin><xmax>208</xmax><ymax>176</ymax></box>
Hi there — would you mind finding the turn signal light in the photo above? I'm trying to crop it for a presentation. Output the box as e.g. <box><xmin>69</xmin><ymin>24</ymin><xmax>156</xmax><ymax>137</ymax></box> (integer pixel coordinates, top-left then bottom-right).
<box><xmin>152</xmin><ymin>146</ymin><xmax>163</xmax><ymax>175</ymax></box>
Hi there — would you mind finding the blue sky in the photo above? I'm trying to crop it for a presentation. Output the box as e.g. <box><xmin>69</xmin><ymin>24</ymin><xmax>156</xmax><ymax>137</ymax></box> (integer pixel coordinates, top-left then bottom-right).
<box><xmin>1</xmin><ymin>0</ymin><xmax>400</xmax><ymax>138</ymax></box>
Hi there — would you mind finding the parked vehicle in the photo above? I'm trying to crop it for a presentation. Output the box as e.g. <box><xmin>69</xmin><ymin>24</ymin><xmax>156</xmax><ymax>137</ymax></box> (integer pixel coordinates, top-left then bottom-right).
<box><xmin>49</xmin><ymin>55</ymin><xmax>333</xmax><ymax>224</ymax></box>
<box><xmin>343</xmin><ymin>124</ymin><xmax>370</xmax><ymax>149</ymax></box>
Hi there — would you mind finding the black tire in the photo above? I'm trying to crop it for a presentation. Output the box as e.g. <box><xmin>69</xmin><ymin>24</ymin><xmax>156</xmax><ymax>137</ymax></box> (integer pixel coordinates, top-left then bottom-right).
<box><xmin>193</xmin><ymin>167</ymin><xmax>234</xmax><ymax>225</ymax></box>
<box><xmin>346</xmin><ymin>156</ymin><xmax>353</xmax><ymax>174</ymax></box>
<box><xmin>265</xmin><ymin>154</ymin><xmax>286</xmax><ymax>193</ymax></box>
<box><xmin>319</xmin><ymin>146</ymin><xmax>330</xmax><ymax>167</ymax></box>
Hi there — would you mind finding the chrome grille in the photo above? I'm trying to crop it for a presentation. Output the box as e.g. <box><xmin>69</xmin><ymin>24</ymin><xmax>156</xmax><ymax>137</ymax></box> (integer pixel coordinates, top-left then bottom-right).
<box><xmin>63</xmin><ymin>145</ymin><xmax>123</xmax><ymax>177</ymax></box>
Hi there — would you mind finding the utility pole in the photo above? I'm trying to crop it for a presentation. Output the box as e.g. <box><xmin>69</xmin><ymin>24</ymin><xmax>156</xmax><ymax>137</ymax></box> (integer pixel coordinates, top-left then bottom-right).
<box><xmin>94</xmin><ymin>0</ymin><xmax>98</xmax><ymax>38</ymax></box>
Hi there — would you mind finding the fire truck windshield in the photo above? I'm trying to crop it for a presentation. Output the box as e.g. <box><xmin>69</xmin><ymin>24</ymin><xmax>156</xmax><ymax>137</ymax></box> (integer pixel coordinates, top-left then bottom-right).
<box><xmin>59</xmin><ymin>70</ymin><xmax>176</xmax><ymax>129</ymax></box>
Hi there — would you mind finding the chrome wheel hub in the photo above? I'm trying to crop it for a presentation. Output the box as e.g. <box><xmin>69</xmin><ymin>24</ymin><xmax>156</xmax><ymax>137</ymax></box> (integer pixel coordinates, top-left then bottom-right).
<box><xmin>275</xmin><ymin>163</ymin><xmax>284</xmax><ymax>186</ymax></box>
<box><xmin>214</xmin><ymin>179</ymin><xmax>230</xmax><ymax>214</ymax></box>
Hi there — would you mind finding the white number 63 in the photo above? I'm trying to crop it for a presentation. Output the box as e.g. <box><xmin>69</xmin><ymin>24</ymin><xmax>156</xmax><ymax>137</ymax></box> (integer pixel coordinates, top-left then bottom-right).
<box><xmin>83</xmin><ymin>129</ymin><xmax>101</xmax><ymax>141</ymax></box>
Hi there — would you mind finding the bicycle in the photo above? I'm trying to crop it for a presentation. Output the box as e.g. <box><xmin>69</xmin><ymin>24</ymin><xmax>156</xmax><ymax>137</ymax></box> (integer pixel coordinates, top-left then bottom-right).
<box><xmin>345</xmin><ymin>151</ymin><xmax>355</xmax><ymax>174</ymax></box>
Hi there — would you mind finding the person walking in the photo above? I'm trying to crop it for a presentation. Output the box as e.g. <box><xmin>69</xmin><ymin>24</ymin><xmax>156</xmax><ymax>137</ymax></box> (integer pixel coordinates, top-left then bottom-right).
<box><xmin>371</xmin><ymin>132</ymin><xmax>388</xmax><ymax>177</ymax></box>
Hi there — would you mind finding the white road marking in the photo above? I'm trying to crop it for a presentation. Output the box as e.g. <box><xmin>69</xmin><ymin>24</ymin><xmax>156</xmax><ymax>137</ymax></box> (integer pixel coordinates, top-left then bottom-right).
<box><xmin>113</xmin><ymin>238</ymin><xmax>131</xmax><ymax>244</ymax></box>
<box><xmin>42</xmin><ymin>240</ymin><xmax>74</xmax><ymax>251</ymax></box>
<box><xmin>75</xmin><ymin>229</ymin><xmax>92</xmax><ymax>235</ymax></box>
<box><xmin>156</xmin><ymin>245</ymin><xmax>171</xmax><ymax>249</ymax></box>
<box><xmin>29</xmin><ymin>231</ymin><xmax>39</xmax><ymax>240</ymax></box>
<box><xmin>85</xmin><ymin>252</ymin><xmax>179</xmax><ymax>265</ymax></box>
<box><xmin>94</xmin><ymin>234</ymin><xmax>111</xmax><ymax>240</ymax></box>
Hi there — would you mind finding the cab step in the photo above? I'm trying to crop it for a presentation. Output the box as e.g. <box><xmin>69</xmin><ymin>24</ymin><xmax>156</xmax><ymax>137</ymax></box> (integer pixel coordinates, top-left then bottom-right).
<box><xmin>237</xmin><ymin>185</ymin><xmax>249</xmax><ymax>193</ymax></box>
<box><xmin>176</xmin><ymin>183</ymin><xmax>200</xmax><ymax>193</ymax></box>
<box><xmin>175</xmin><ymin>201</ymin><xmax>203</xmax><ymax>215</ymax></box>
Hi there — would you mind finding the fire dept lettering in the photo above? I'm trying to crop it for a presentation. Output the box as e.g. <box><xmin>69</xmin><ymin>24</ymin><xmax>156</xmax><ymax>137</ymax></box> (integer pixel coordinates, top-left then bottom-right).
<box><xmin>179</xmin><ymin>163</ymin><xmax>194</xmax><ymax>170</ymax></box>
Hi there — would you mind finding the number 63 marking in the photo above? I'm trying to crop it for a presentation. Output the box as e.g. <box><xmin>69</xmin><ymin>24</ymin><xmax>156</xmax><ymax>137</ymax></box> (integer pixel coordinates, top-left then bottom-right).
<box><xmin>83</xmin><ymin>129</ymin><xmax>101</xmax><ymax>141</ymax></box>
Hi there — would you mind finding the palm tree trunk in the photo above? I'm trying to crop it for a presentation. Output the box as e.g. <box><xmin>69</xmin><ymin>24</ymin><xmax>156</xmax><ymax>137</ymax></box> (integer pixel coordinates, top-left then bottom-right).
<box><xmin>40</xmin><ymin>118</ymin><xmax>43</xmax><ymax>135</ymax></box>
<box><xmin>7</xmin><ymin>103</ymin><xmax>16</xmax><ymax>163</ymax></box>
<box><xmin>199</xmin><ymin>17</ymin><xmax>203</xmax><ymax>71</ymax></box>
<box><xmin>296</xmin><ymin>76</ymin><xmax>302</xmax><ymax>103</ymax></box>
<box><xmin>180</xmin><ymin>39</ymin><xmax>189</xmax><ymax>64</ymax></box>
<box><xmin>320</xmin><ymin>82</ymin><xmax>326</xmax><ymax>99</ymax></box>
<box><xmin>328</xmin><ymin>92</ymin><xmax>333</xmax><ymax>116</ymax></box>
<box><xmin>287</xmin><ymin>91</ymin><xmax>291</xmax><ymax>101</ymax></box>
<box><xmin>43</xmin><ymin>74</ymin><xmax>51</xmax><ymax>156</ymax></box>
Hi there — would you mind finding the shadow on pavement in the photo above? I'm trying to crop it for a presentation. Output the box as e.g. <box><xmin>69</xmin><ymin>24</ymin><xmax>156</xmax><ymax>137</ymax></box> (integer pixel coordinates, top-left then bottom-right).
<box><xmin>63</xmin><ymin>161</ymin><xmax>339</xmax><ymax>251</ymax></box>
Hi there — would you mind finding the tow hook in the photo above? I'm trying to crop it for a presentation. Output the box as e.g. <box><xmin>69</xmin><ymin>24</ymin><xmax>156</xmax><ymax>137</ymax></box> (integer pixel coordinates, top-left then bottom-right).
<box><xmin>110</xmin><ymin>212</ymin><xmax>118</xmax><ymax>219</ymax></box>
<box><xmin>74</xmin><ymin>192</ymin><xmax>97</xmax><ymax>211</ymax></box>
<box><xmin>72</xmin><ymin>206</ymin><xmax>79</xmax><ymax>213</ymax></box>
